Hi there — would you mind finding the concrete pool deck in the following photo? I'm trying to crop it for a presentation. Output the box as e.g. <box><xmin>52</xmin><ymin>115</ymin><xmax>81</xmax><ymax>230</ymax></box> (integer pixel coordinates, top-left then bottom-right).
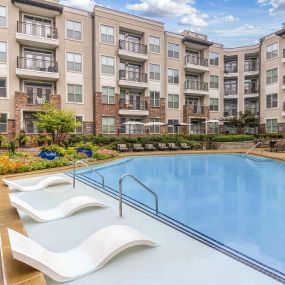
<box><xmin>1</xmin><ymin>148</ymin><xmax>285</xmax><ymax>285</ymax></box>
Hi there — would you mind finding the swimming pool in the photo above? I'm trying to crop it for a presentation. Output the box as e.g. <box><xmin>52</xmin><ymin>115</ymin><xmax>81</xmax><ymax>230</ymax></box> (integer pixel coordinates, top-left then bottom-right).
<box><xmin>73</xmin><ymin>154</ymin><xmax>285</xmax><ymax>282</ymax></box>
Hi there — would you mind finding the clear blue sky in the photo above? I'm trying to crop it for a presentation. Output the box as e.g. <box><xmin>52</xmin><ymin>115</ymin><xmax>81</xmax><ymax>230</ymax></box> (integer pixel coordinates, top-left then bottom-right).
<box><xmin>60</xmin><ymin>0</ymin><xmax>285</xmax><ymax>47</ymax></box>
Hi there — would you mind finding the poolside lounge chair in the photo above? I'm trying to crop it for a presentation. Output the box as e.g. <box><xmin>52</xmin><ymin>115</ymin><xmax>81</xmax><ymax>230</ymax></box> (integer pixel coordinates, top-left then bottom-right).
<box><xmin>168</xmin><ymin>143</ymin><xmax>178</xmax><ymax>150</ymax></box>
<box><xmin>145</xmin><ymin>144</ymin><xmax>156</xmax><ymax>151</ymax></box>
<box><xmin>157</xmin><ymin>143</ymin><xmax>168</xmax><ymax>150</ymax></box>
<box><xmin>180</xmin><ymin>143</ymin><xmax>191</xmax><ymax>150</ymax></box>
<box><xmin>3</xmin><ymin>175</ymin><xmax>72</xmax><ymax>192</ymax></box>
<box><xmin>133</xmin><ymin>144</ymin><xmax>144</xmax><ymax>151</ymax></box>
<box><xmin>117</xmin><ymin>144</ymin><xmax>128</xmax><ymax>152</ymax></box>
<box><xmin>8</xmin><ymin>225</ymin><xmax>157</xmax><ymax>282</ymax></box>
<box><xmin>274</xmin><ymin>142</ymin><xmax>285</xmax><ymax>152</ymax></box>
<box><xmin>9</xmin><ymin>194</ymin><xmax>106</xmax><ymax>222</ymax></box>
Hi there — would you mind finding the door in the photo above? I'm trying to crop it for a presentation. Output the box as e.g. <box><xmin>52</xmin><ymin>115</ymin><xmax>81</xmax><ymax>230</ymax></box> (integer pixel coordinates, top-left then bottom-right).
<box><xmin>185</xmin><ymin>97</ymin><xmax>200</xmax><ymax>113</ymax></box>
<box><xmin>186</xmin><ymin>50</ymin><xmax>199</xmax><ymax>64</ymax></box>
<box><xmin>127</xmin><ymin>64</ymin><xmax>141</xmax><ymax>81</ymax></box>
<box><xmin>129</xmin><ymin>91</ymin><xmax>142</xmax><ymax>110</ymax></box>
<box><xmin>127</xmin><ymin>35</ymin><xmax>141</xmax><ymax>53</ymax></box>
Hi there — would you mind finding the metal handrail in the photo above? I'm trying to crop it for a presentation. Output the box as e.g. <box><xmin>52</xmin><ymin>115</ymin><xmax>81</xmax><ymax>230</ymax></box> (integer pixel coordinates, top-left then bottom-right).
<box><xmin>73</xmin><ymin>159</ymin><xmax>105</xmax><ymax>188</ymax></box>
<box><xmin>246</xmin><ymin>141</ymin><xmax>262</xmax><ymax>156</ymax></box>
<box><xmin>119</xmin><ymin>174</ymin><xmax>159</xmax><ymax>217</ymax></box>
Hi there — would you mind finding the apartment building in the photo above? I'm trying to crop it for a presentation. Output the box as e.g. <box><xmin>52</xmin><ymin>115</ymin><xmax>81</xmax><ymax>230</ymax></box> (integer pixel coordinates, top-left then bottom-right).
<box><xmin>1</xmin><ymin>0</ymin><xmax>285</xmax><ymax>137</ymax></box>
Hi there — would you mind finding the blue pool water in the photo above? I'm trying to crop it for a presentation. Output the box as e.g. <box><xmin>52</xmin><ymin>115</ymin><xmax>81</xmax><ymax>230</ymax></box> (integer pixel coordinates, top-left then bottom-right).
<box><xmin>77</xmin><ymin>154</ymin><xmax>285</xmax><ymax>279</ymax></box>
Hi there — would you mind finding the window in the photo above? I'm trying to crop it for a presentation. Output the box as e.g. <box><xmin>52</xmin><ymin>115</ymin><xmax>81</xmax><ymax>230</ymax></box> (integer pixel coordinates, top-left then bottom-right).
<box><xmin>266</xmin><ymin>42</ymin><xmax>278</xmax><ymax>60</ymax></box>
<box><xmin>149</xmin><ymin>64</ymin><xmax>160</xmax><ymax>80</ymax></box>
<box><xmin>266</xmin><ymin>119</ymin><xmax>278</xmax><ymax>133</ymax></box>
<box><xmin>224</xmin><ymin>79</ymin><xmax>237</xmax><ymax>95</ymax></box>
<box><xmin>0</xmin><ymin>6</ymin><xmax>7</xmax><ymax>28</ymax></box>
<box><xmin>149</xmin><ymin>118</ymin><xmax>160</xmax><ymax>134</ymax></box>
<box><xmin>0</xmin><ymin>78</ymin><xmax>6</xmax><ymax>98</ymax></box>
<box><xmin>150</xmin><ymin>91</ymin><xmax>160</xmax><ymax>107</ymax></box>
<box><xmin>168</xmin><ymin>94</ymin><xmax>179</xmax><ymax>109</ymax></box>
<box><xmin>209</xmin><ymin>52</ymin><xmax>219</xmax><ymax>66</ymax></box>
<box><xmin>66</xmin><ymin>20</ymin><xmax>82</xmax><ymax>40</ymax></box>
<box><xmin>100</xmin><ymin>25</ymin><xmax>114</xmax><ymax>44</ymax></box>
<box><xmin>266</xmin><ymin>93</ymin><xmax>278</xmax><ymax>109</ymax></box>
<box><xmin>149</xmin><ymin>36</ymin><xmax>160</xmax><ymax>53</ymax></box>
<box><xmin>0</xmin><ymin>42</ymin><xmax>6</xmax><ymax>62</ymax></box>
<box><xmin>210</xmin><ymin>98</ymin><xmax>219</xmax><ymax>111</ymax></box>
<box><xmin>102</xmin><ymin>86</ymin><xmax>115</xmax><ymax>104</ymax></box>
<box><xmin>168</xmin><ymin>69</ymin><xmax>179</xmax><ymax>84</ymax></box>
<box><xmin>75</xmin><ymin>116</ymin><xmax>83</xmax><ymax>134</ymax></box>
<box><xmin>101</xmin><ymin>56</ymin><xmax>115</xmax><ymax>74</ymax></box>
<box><xmin>0</xmin><ymin>113</ymin><xmax>7</xmax><ymax>132</ymax></box>
<box><xmin>102</xmin><ymin>117</ymin><xmax>115</xmax><ymax>134</ymax></box>
<box><xmin>266</xmin><ymin>68</ymin><xmax>278</xmax><ymax>84</ymax></box>
<box><xmin>168</xmin><ymin>43</ymin><xmax>179</xmax><ymax>59</ymax></box>
<box><xmin>67</xmin><ymin>84</ymin><xmax>82</xmax><ymax>103</ymax></box>
<box><xmin>210</xmin><ymin>75</ymin><xmax>219</xmax><ymax>89</ymax></box>
<box><xmin>168</xmin><ymin>119</ymin><xmax>179</xmax><ymax>134</ymax></box>
<box><xmin>66</xmin><ymin>52</ymin><xmax>82</xmax><ymax>72</ymax></box>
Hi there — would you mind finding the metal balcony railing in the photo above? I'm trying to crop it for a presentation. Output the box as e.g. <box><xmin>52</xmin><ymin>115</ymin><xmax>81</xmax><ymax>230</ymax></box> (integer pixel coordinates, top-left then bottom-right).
<box><xmin>119</xmin><ymin>98</ymin><xmax>148</xmax><ymax>110</ymax></box>
<box><xmin>185</xmin><ymin>55</ymin><xmax>208</xmax><ymax>67</ymax></box>
<box><xmin>224</xmin><ymin>110</ymin><xmax>237</xmax><ymax>117</ymax></box>
<box><xmin>119</xmin><ymin>70</ymin><xmax>147</xmax><ymax>83</ymax></box>
<box><xmin>244</xmin><ymin>62</ymin><xmax>259</xmax><ymax>72</ymax></box>
<box><xmin>283</xmin><ymin>49</ymin><xmax>285</xmax><ymax>58</ymax></box>
<box><xmin>245</xmin><ymin>85</ymin><xmax>259</xmax><ymax>94</ymax></box>
<box><xmin>283</xmin><ymin>102</ymin><xmax>285</xmax><ymax>111</ymax></box>
<box><xmin>184</xmin><ymin>80</ymin><xmax>208</xmax><ymax>91</ymax></box>
<box><xmin>119</xmin><ymin>40</ymin><xmax>147</xmax><ymax>54</ymax></box>
<box><xmin>17</xmin><ymin>57</ymin><xmax>58</xmax><ymax>72</ymax></box>
<box><xmin>27</xmin><ymin>93</ymin><xmax>50</xmax><ymax>105</ymax></box>
<box><xmin>224</xmin><ymin>89</ymin><xmax>238</xmax><ymax>96</ymax></box>
<box><xmin>245</xmin><ymin>108</ymin><xmax>259</xmax><ymax>115</ymax></box>
<box><xmin>224</xmin><ymin>63</ymin><xmax>238</xmax><ymax>73</ymax></box>
<box><xmin>17</xmin><ymin>21</ymin><xmax>58</xmax><ymax>39</ymax></box>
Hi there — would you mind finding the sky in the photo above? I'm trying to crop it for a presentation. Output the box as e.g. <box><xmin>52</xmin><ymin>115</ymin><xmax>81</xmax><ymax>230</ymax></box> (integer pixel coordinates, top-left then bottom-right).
<box><xmin>59</xmin><ymin>0</ymin><xmax>285</xmax><ymax>47</ymax></box>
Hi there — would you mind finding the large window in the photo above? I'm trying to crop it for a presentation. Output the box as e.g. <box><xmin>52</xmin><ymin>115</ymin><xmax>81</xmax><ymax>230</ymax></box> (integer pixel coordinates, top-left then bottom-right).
<box><xmin>210</xmin><ymin>75</ymin><xmax>219</xmax><ymax>89</ymax></box>
<box><xmin>100</xmin><ymin>25</ymin><xmax>114</xmax><ymax>44</ymax></box>
<box><xmin>75</xmin><ymin>116</ymin><xmax>83</xmax><ymax>134</ymax></box>
<box><xmin>266</xmin><ymin>42</ymin><xmax>278</xmax><ymax>60</ymax></box>
<box><xmin>209</xmin><ymin>98</ymin><xmax>219</xmax><ymax>111</ymax></box>
<box><xmin>0</xmin><ymin>78</ymin><xmax>6</xmax><ymax>98</ymax></box>
<box><xmin>0</xmin><ymin>42</ymin><xmax>6</xmax><ymax>63</ymax></box>
<box><xmin>266</xmin><ymin>119</ymin><xmax>278</xmax><ymax>133</ymax></box>
<box><xmin>66</xmin><ymin>20</ymin><xmax>82</xmax><ymax>40</ymax></box>
<box><xmin>168</xmin><ymin>94</ymin><xmax>179</xmax><ymax>109</ymax></box>
<box><xmin>101</xmin><ymin>56</ymin><xmax>115</xmax><ymax>74</ymax></box>
<box><xmin>0</xmin><ymin>113</ymin><xmax>7</xmax><ymax>132</ymax></box>
<box><xmin>209</xmin><ymin>52</ymin><xmax>219</xmax><ymax>66</ymax></box>
<box><xmin>150</xmin><ymin>91</ymin><xmax>160</xmax><ymax>107</ymax></box>
<box><xmin>266</xmin><ymin>93</ymin><xmax>278</xmax><ymax>109</ymax></box>
<box><xmin>168</xmin><ymin>43</ymin><xmax>179</xmax><ymax>59</ymax></box>
<box><xmin>224</xmin><ymin>79</ymin><xmax>237</xmax><ymax>95</ymax></box>
<box><xmin>149</xmin><ymin>64</ymin><xmax>160</xmax><ymax>80</ymax></box>
<box><xmin>0</xmin><ymin>6</ymin><xmax>7</xmax><ymax>28</ymax></box>
<box><xmin>102</xmin><ymin>117</ymin><xmax>115</xmax><ymax>134</ymax></box>
<box><xmin>66</xmin><ymin>52</ymin><xmax>82</xmax><ymax>72</ymax></box>
<box><xmin>67</xmin><ymin>84</ymin><xmax>82</xmax><ymax>103</ymax></box>
<box><xmin>149</xmin><ymin>118</ymin><xmax>160</xmax><ymax>134</ymax></box>
<box><xmin>168</xmin><ymin>69</ymin><xmax>179</xmax><ymax>84</ymax></box>
<box><xmin>266</xmin><ymin>68</ymin><xmax>278</xmax><ymax>84</ymax></box>
<box><xmin>149</xmin><ymin>36</ymin><xmax>160</xmax><ymax>53</ymax></box>
<box><xmin>168</xmin><ymin>119</ymin><xmax>179</xmax><ymax>134</ymax></box>
<box><xmin>102</xmin><ymin>86</ymin><xmax>115</xmax><ymax>104</ymax></box>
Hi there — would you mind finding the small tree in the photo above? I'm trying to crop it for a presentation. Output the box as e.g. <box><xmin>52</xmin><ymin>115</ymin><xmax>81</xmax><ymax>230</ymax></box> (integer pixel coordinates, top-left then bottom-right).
<box><xmin>223</xmin><ymin>111</ymin><xmax>259</xmax><ymax>134</ymax></box>
<box><xmin>36</xmin><ymin>103</ymin><xmax>81</xmax><ymax>145</ymax></box>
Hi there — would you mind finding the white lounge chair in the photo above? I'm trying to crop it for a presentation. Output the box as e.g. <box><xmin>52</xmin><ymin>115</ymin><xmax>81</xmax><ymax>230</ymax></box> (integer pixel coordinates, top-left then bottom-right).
<box><xmin>8</xmin><ymin>225</ymin><xmax>157</xmax><ymax>282</ymax></box>
<box><xmin>3</xmin><ymin>175</ymin><xmax>72</xmax><ymax>191</ymax></box>
<box><xmin>9</xmin><ymin>195</ymin><xmax>106</xmax><ymax>222</ymax></box>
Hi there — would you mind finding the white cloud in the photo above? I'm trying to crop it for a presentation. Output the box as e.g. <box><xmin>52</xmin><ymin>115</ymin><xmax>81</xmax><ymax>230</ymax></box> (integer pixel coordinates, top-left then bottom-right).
<box><xmin>126</xmin><ymin>0</ymin><xmax>208</xmax><ymax>28</ymax></box>
<box><xmin>59</xmin><ymin>0</ymin><xmax>95</xmax><ymax>11</ymax></box>
<box><xmin>257</xmin><ymin>0</ymin><xmax>285</xmax><ymax>15</ymax></box>
<box><xmin>214</xmin><ymin>24</ymin><xmax>262</xmax><ymax>37</ymax></box>
<box><xmin>224</xmin><ymin>15</ymin><xmax>239</xmax><ymax>22</ymax></box>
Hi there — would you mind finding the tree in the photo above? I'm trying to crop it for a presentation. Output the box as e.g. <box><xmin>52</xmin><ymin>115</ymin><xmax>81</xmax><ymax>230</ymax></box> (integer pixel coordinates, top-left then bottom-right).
<box><xmin>223</xmin><ymin>111</ymin><xmax>259</xmax><ymax>134</ymax></box>
<box><xmin>36</xmin><ymin>103</ymin><xmax>81</xmax><ymax>145</ymax></box>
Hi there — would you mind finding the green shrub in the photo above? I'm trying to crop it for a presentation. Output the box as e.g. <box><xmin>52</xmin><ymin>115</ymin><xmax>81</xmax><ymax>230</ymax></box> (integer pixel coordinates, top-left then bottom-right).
<box><xmin>93</xmin><ymin>149</ymin><xmax>119</xmax><ymax>160</ymax></box>
<box><xmin>188</xmin><ymin>141</ymin><xmax>203</xmax><ymax>149</ymax></box>
<box><xmin>254</xmin><ymin>133</ymin><xmax>283</xmax><ymax>139</ymax></box>
<box><xmin>211</xmin><ymin>134</ymin><xmax>254</xmax><ymax>142</ymax></box>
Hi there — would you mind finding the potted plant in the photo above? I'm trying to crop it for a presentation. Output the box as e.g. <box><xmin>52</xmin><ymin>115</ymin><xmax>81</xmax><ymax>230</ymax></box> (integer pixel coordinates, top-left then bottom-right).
<box><xmin>36</xmin><ymin>134</ymin><xmax>52</xmax><ymax>147</ymax></box>
<box><xmin>17</xmin><ymin>129</ymin><xmax>28</xmax><ymax>147</ymax></box>
<box><xmin>76</xmin><ymin>142</ymin><xmax>94</xmax><ymax>158</ymax></box>
<box><xmin>39</xmin><ymin>145</ymin><xmax>62</xmax><ymax>160</ymax></box>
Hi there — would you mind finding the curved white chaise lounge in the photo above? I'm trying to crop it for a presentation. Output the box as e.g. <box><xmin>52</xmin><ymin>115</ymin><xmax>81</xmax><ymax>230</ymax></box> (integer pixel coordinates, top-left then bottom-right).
<box><xmin>8</xmin><ymin>225</ymin><xmax>158</xmax><ymax>282</ymax></box>
<box><xmin>3</xmin><ymin>175</ymin><xmax>72</xmax><ymax>191</ymax></box>
<box><xmin>9</xmin><ymin>195</ymin><xmax>106</xmax><ymax>222</ymax></box>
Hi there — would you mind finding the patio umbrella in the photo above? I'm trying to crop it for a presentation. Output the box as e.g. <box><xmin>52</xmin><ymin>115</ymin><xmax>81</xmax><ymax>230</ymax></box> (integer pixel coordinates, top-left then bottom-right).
<box><xmin>144</xmin><ymin>122</ymin><xmax>166</xmax><ymax>139</ymax></box>
<box><xmin>168</xmin><ymin>122</ymin><xmax>192</xmax><ymax>144</ymax></box>
<box><xmin>202</xmin><ymin>119</ymin><xmax>220</xmax><ymax>134</ymax></box>
<box><xmin>123</xmin><ymin>121</ymin><xmax>145</xmax><ymax>151</ymax></box>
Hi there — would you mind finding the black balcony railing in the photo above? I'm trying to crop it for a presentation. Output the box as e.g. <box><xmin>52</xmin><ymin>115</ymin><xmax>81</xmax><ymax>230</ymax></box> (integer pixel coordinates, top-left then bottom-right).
<box><xmin>224</xmin><ymin>89</ymin><xmax>237</xmax><ymax>96</ymax></box>
<box><xmin>184</xmin><ymin>80</ymin><xmax>208</xmax><ymax>91</ymax></box>
<box><xmin>245</xmin><ymin>85</ymin><xmax>259</xmax><ymax>94</ymax></box>
<box><xmin>283</xmin><ymin>49</ymin><xmax>285</xmax><ymax>58</ymax></box>
<box><xmin>17</xmin><ymin>57</ymin><xmax>58</xmax><ymax>72</ymax></box>
<box><xmin>244</xmin><ymin>62</ymin><xmax>259</xmax><ymax>72</ymax></box>
<box><xmin>119</xmin><ymin>70</ymin><xmax>147</xmax><ymax>83</ymax></box>
<box><xmin>192</xmin><ymin>105</ymin><xmax>205</xmax><ymax>114</ymax></box>
<box><xmin>185</xmin><ymin>55</ymin><xmax>208</xmax><ymax>67</ymax></box>
<box><xmin>27</xmin><ymin>93</ymin><xmax>50</xmax><ymax>105</ymax></box>
<box><xmin>17</xmin><ymin>21</ymin><xmax>58</xmax><ymax>39</ymax></box>
<box><xmin>224</xmin><ymin>63</ymin><xmax>238</xmax><ymax>73</ymax></box>
<box><xmin>119</xmin><ymin>40</ymin><xmax>147</xmax><ymax>54</ymax></box>
<box><xmin>283</xmin><ymin>102</ymin><xmax>285</xmax><ymax>111</ymax></box>
<box><xmin>224</xmin><ymin>109</ymin><xmax>237</xmax><ymax>117</ymax></box>
<box><xmin>119</xmin><ymin>98</ymin><xmax>148</xmax><ymax>110</ymax></box>
<box><xmin>245</xmin><ymin>108</ymin><xmax>259</xmax><ymax>115</ymax></box>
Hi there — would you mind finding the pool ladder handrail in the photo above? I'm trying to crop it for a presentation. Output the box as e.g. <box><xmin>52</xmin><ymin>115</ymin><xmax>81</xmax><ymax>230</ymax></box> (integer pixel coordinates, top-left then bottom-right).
<box><xmin>119</xmin><ymin>174</ymin><xmax>159</xmax><ymax>217</ymax></box>
<box><xmin>245</xmin><ymin>141</ymin><xmax>262</xmax><ymax>157</ymax></box>
<box><xmin>73</xmin><ymin>159</ymin><xmax>105</xmax><ymax>188</ymax></box>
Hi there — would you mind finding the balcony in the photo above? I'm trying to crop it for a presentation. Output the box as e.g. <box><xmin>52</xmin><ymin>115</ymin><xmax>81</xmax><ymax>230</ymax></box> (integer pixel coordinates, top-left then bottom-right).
<box><xmin>118</xmin><ymin>40</ymin><xmax>148</xmax><ymax>62</ymax></box>
<box><xmin>283</xmin><ymin>102</ymin><xmax>285</xmax><ymax>116</ymax></box>
<box><xmin>224</xmin><ymin>89</ymin><xmax>238</xmax><ymax>97</ymax></box>
<box><xmin>184</xmin><ymin>55</ymin><xmax>209</xmax><ymax>73</ymax></box>
<box><xmin>245</xmin><ymin>108</ymin><xmax>259</xmax><ymax>115</ymax></box>
<box><xmin>224</xmin><ymin>64</ymin><xmax>238</xmax><ymax>77</ymax></box>
<box><xmin>119</xmin><ymin>98</ymin><xmax>149</xmax><ymax>116</ymax></box>
<box><xmin>27</xmin><ymin>93</ymin><xmax>50</xmax><ymax>105</ymax></box>
<box><xmin>184</xmin><ymin>80</ymin><xmax>209</xmax><ymax>96</ymax></box>
<box><xmin>183</xmin><ymin>104</ymin><xmax>208</xmax><ymax>118</ymax></box>
<box><xmin>16</xmin><ymin>57</ymin><xmax>59</xmax><ymax>81</ymax></box>
<box><xmin>244</xmin><ymin>62</ymin><xmax>259</xmax><ymax>76</ymax></box>
<box><xmin>283</xmin><ymin>50</ymin><xmax>285</xmax><ymax>63</ymax></box>
<box><xmin>223</xmin><ymin>109</ymin><xmax>237</xmax><ymax>117</ymax></box>
<box><xmin>283</xmin><ymin>76</ymin><xmax>285</xmax><ymax>89</ymax></box>
<box><xmin>118</xmin><ymin>70</ymin><xmax>148</xmax><ymax>89</ymax></box>
<box><xmin>244</xmin><ymin>85</ymin><xmax>259</xmax><ymax>97</ymax></box>
<box><xmin>16</xmin><ymin>21</ymin><xmax>59</xmax><ymax>49</ymax></box>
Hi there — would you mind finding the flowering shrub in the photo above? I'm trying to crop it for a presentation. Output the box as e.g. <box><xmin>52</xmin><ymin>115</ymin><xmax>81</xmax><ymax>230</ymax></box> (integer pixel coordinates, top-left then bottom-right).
<box><xmin>93</xmin><ymin>149</ymin><xmax>118</xmax><ymax>160</ymax></box>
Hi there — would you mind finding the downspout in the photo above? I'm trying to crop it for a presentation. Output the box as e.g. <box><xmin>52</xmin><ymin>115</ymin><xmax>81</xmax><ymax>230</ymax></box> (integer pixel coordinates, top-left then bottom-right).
<box><xmin>258</xmin><ymin>39</ymin><xmax>262</xmax><ymax>133</ymax></box>
<box><xmin>92</xmin><ymin>9</ymin><xmax>96</xmax><ymax>135</ymax></box>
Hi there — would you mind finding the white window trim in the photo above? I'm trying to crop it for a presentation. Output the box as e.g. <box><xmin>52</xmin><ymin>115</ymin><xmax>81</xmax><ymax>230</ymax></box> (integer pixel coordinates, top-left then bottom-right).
<box><xmin>209</xmin><ymin>97</ymin><xmax>219</xmax><ymax>112</ymax></box>
<box><xmin>209</xmin><ymin>75</ymin><xmax>219</xmax><ymax>90</ymax></box>
<box><xmin>74</xmin><ymin>114</ymin><xmax>84</xmax><ymax>134</ymax></box>
<box><xmin>167</xmin><ymin>94</ymin><xmax>180</xmax><ymax>110</ymax></box>
<box><xmin>148</xmin><ymin>35</ymin><xmax>161</xmax><ymax>55</ymax></box>
<box><xmin>0</xmin><ymin>41</ymin><xmax>8</xmax><ymax>64</ymax></box>
<box><xmin>22</xmin><ymin>12</ymin><xmax>53</xmax><ymax>25</ymax></box>
<box><xmin>0</xmin><ymin>111</ymin><xmax>8</xmax><ymax>134</ymax></box>
<box><xmin>101</xmin><ymin>86</ymin><xmax>116</xmax><ymax>104</ymax></box>
<box><xmin>66</xmin><ymin>83</ymin><xmax>84</xmax><ymax>104</ymax></box>
<box><xmin>0</xmin><ymin>5</ymin><xmax>8</xmax><ymax>29</ymax></box>
<box><xmin>265</xmin><ymin>41</ymin><xmax>279</xmax><ymax>61</ymax></box>
<box><xmin>167</xmin><ymin>42</ymin><xmax>180</xmax><ymax>60</ymax></box>
<box><xmin>266</xmin><ymin>117</ymin><xmax>279</xmax><ymax>133</ymax></box>
<box><xmin>65</xmin><ymin>19</ymin><xmax>83</xmax><ymax>42</ymax></box>
<box><xmin>265</xmin><ymin>93</ymin><xmax>279</xmax><ymax>110</ymax></box>
<box><xmin>167</xmin><ymin>68</ymin><xmax>179</xmax><ymax>85</ymax></box>
<box><xmin>99</xmin><ymin>23</ymin><xmax>115</xmax><ymax>46</ymax></box>
<box><xmin>209</xmin><ymin>51</ymin><xmax>220</xmax><ymax>67</ymax></box>
<box><xmin>265</xmin><ymin>66</ymin><xmax>279</xmax><ymax>86</ymax></box>
<box><xmin>65</xmin><ymin>50</ymin><xmax>83</xmax><ymax>74</ymax></box>
<box><xmin>149</xmin><ymin>91</ymin><xmax>160</xmax><ymax>107</ymax></box>
<box><xmin>100</xmin><ymin>54</ymin><xmax>116</xmax><ymax>76</ymax></box>
<box><xmin>149</xmin><ymin>63</ymin><xmax>160</xmax><ymax>81</ymax></box>
<box><xmin>102</xmin><ymin>116</ymin><xmax>116</xmax><ymax>134</ymax></box>
<box><xmin>0</xmin><ymin>76</ymin><xmax>8</xmax><ymax>99</ymax></box>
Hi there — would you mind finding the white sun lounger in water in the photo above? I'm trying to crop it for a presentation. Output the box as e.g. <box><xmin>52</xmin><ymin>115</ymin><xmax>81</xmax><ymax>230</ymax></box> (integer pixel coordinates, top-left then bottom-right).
<box><xmin>3</xmin><ymin>175</ymin><xmax>72</xmax><ymax>191</ymax></box>
<box><xmin>8</xmin><ymin>225</ymin><xmax>158</xmax><ymax>282</ymax></box>
<box><xmin>9</xmin><ymin>195</ymin><xmax>106</xmax><ymax>222</ymax></box>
